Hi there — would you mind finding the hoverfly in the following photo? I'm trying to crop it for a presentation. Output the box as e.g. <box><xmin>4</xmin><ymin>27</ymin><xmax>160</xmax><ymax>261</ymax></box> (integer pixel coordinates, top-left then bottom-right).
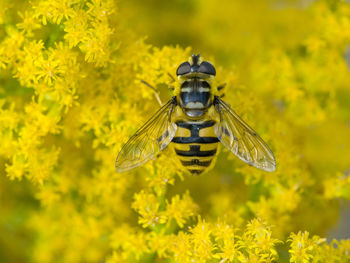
<box><xmin>116</xmin><ymin>54</ymin><xmax>276</xmax><ymax>175</ymax></box>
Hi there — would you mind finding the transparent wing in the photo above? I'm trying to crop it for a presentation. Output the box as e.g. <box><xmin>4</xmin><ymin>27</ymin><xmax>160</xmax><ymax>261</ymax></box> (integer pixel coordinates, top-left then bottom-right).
<box><xmin>213</xmin><ymin>97</ymin><xmax>276</xmax><ymax>172</ymax></box>
<box><xmin>115</xmin><ymin>97</ymin><xmax>177</xmax><ymax>172</ymax></box>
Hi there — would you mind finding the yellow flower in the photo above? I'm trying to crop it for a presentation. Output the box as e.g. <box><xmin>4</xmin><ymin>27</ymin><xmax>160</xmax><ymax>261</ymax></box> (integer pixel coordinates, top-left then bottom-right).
<box><xmin>0</xmin><ymin>0</ymin><xmax>350</xmax><ymax>262</ymax></box>
<box><xmin>16</xmin><ymin>11</ymin><xmax>41</xmax><ymax>37</ymax></box>
<box><xmin>165</xmin><ymin>191</ymin><xmax>198</xmax><ymax>228</ymax></box>
<box><xmin>189</xmin><ymin>217</ymin><xmax>214</xmax><ymax>261</ymax></box>
<box><xmin>288</xmin><ymin>231</ymin><xmax>326</xmax><ymax>263</ymax></box>
<box><xmin>63</xmin><ymin>8</ymin><xmax>89</xmax><ymax>48</ymax></box>
<box><xmin>241</xmin><ymin>219</ymin><xmax>281</xmax><ymax>262</ymax></box>
<box><xmin>213</xmin><ymin>221</ymin><xmax>242</xmax><ymax>262</ymax></box>
<box><xmin>5</xmin><ymin>154</ymin><xmax>28</xmax><ymax>181</ymax></box>
<box><xmin>132</xmin><ymin>190</ymin><xmax>166</xmax><ymax>228</ymax></box>
<box><xmin>34</xmin><ymin>52</ymin><xmax>65</xmax><ymax>86</ymax></box>
<box><xmin>32</xmin><ymin>0</ymin><xmax>77</xmax><ymax>25</ymax></box>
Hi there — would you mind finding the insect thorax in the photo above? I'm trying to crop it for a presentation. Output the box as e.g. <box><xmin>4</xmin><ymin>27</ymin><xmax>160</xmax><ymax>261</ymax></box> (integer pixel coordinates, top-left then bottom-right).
<box><xmin>178</xmin><ymin>77</ymin><xmax>213</xmax><ymax>118</ymax></box>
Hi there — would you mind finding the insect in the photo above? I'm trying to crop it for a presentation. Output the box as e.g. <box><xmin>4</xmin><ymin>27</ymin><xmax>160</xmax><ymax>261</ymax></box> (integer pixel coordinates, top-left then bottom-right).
<box><xmin>115</xmin><ymin>54</ymin><xmax>276</xmax><ymax>175</ymax></box>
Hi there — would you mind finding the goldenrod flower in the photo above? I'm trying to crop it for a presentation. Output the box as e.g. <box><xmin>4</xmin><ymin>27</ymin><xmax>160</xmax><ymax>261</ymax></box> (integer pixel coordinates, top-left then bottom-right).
<box><xmin>0</xmin><ymin>0</ymin><xmax>349</xmax><ymax>262</ymax></box>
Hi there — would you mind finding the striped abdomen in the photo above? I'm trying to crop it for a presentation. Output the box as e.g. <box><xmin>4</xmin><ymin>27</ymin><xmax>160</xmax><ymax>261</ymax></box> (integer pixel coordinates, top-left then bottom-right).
<box><xmin>172</xmin><ymin>120</ymin><xmax>219</xmax><ymax>175</ymax></box>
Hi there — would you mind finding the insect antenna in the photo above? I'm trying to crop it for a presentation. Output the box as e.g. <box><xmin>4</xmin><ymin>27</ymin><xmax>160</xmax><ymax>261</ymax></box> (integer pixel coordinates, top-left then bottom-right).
<box><xmin>167</xmin><ymin>73</ymin><xmax>176</xmax><ymax>91</ymax></box>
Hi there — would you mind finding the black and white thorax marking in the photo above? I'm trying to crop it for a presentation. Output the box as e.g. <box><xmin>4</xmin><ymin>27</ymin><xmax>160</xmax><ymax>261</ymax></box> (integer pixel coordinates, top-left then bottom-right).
<box><xmin>179</xmin><ymin>78</ymin><xmax>212</xmax><ymax>118</ymax></box>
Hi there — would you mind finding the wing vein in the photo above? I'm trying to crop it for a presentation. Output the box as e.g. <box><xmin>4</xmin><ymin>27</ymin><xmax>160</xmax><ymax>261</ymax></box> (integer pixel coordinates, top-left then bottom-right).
<box><xmin>214</xmin><ymin>96</ymin><xmax>276</xmax><ymax>172</ymax></box>
<box><xmin>115</xmin><ymin>97</ymin><xmax>177</xmax><ymax>172</ymax></box>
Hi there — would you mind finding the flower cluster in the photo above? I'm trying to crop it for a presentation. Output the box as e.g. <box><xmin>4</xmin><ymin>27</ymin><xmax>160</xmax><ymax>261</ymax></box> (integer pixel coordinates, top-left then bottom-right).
<box><xmin>0</xmin><ymin>0</ymin><xmax>350</xmax><ymax>262</ymax></box>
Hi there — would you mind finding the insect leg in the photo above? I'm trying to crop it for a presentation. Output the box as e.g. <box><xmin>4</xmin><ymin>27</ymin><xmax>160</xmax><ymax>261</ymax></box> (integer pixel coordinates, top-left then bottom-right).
<box><xmin>217</xmin><ymin>83</ymin><xmax>226</xmax><ymax>98</ymax></box>
<box><xmin>167</xmin><ymin>73</ymin><xmax>176</xmax><ymax>92</ymax></box>
<box><xmin>168</xmin><ymin>72</ymin><xmax>176</xmax><ymax>83</ymax></box>
<box><xmin>141</xmin><ymin>80</ymin><xmax>162</xmax><ymax>106</ymax></box>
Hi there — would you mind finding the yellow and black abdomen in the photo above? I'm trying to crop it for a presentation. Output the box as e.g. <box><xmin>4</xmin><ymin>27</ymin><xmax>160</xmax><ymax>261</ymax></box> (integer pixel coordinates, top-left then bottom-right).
<box><xmin>172</xmin><ymin>120</ymin><xmax>219</xmax><ymax>175</ymax></box>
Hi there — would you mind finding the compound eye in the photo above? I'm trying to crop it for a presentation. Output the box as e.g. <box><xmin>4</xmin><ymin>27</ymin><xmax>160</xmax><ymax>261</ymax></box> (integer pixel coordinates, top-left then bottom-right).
<box><xmin>199</xmin><ymin>61</ymin><xmax>216</xmax><ymax>76</ymax></box>
<box><xmin>176</xmin><ymin>62</ymin><xmax>191</xmax><ymax>76</ymax></box>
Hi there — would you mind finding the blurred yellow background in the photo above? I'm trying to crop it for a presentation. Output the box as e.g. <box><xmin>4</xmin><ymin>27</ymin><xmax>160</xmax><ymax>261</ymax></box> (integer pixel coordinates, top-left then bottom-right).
<box><xmin>0</xmin><ymin>0</ymin><xmax>350</xmax><ymax>262</ymax></box>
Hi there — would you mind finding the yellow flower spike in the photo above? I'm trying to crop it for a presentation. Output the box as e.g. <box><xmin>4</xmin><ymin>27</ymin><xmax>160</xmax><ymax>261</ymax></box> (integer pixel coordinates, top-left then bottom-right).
<box><xmin>110</xmin><ymin>225</ymin><xmax>149</xmax><ymax>261</ymax></box>
<box><xmin>63</xmin><ymin>8</ymin><xmax>89</xmax><ymax>48</ymax></box>
<box><xmin>1</xmin><ymin>0</ymin><xmax>350</xmax><ymax>262</ymax></box>
<box><xmin>187</xmin><ymin>217</ymin><xmax>215</xmax><ymax>261</ymax></box>
<box><xmin>86</xmin><ymin>0</ymin><xmax>116</xmax><ymax>20</ymax></box>
<box><xmin>240</xmin><ymin>219</ymin><xmax>281</xmax><ymax>262</ymax></box>
<box><xmin>132</xmin><ymin>190</ymin><xmax>167</xmax><ymax>228</ymax></box>
<box><xmin>17</xmin><ymin>11</ymin><xmax>42</xmax><ymax>37</ymax></box>
<box><xmin>165</xmin><ymin>191</ymin><xmax>198</xmax><ymax>228</ymax></box>
<box><xmin>169</xmin><ymin>231</ymin><xmax>192</xmax><ymax>263</ymax></box>
<box><xmin>288</xmin><ymin>231</ymin><xmax>326</xmax><ymax>263</ymax></box>
<box><xmin>5</xmin><ymin>154</ymin><xmax>28</xmax><ymax>181</ymax></box>
<box><xmin>213</xmin><ymin>221</ymin><xmax>242</xmax><ymax>262</ymax></box>
<box><xmin>31</xmin><ymin>0</ymin><xmax>77</xmax><ymax>25</ymax></box>
<box><xmin>323</xmin><ymin>172</ymin><xmax>350</xmax><ymax>200</ymax></box>
<box><xmin>1</xmin><ymin>26</ymin><xmax>25</xmax><ymax>66</ymax></box>
<box><xmin>147</xmin><ymin>232</ymin><xmax>172</xmax><ymax>258</ymax></box>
